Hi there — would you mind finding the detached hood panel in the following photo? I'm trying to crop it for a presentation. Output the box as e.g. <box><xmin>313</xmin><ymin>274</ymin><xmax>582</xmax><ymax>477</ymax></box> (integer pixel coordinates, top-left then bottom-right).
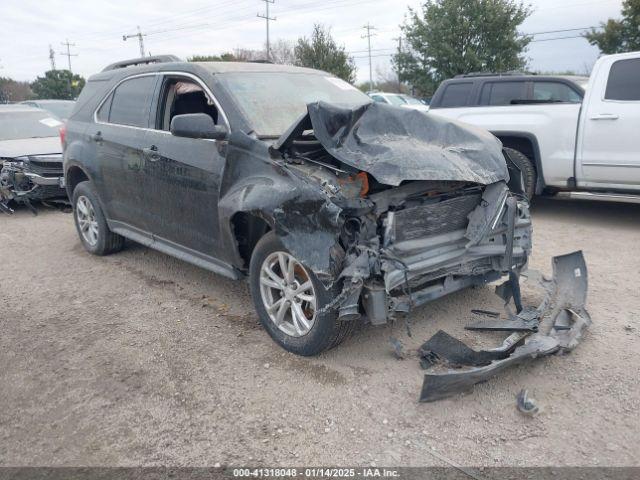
<box><xmin>276</xmin><ymin>102</ymin><xmax>509</xmax><ymax>187</ymax></box>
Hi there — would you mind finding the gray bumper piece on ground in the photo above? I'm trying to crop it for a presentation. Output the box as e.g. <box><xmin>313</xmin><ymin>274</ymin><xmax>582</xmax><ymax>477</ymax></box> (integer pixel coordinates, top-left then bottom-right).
<box><xmin>419</xmin><ymin>250</ymin><xmax>590</xmax><ymax>402</ymax></box>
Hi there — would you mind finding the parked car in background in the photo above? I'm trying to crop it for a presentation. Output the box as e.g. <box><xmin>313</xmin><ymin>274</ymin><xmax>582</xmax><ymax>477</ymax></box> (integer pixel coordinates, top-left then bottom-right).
<box><xmin>368</xmin><ymin>92</ymin><xmax>430</xmax><ymax>111</ymax></box>
<box><xmin>429</xmin><ymin>52</ymin><xmax>640</xmax><ymax>201</ymax></box>
<box><xmin>20</xmin><ymin>99</ymin><xmax>76</xmax><ymax>121</ymax></box>
<box><xmin>0</xmin><ymin>105</ymin><xmax>67</xmax><ymax>213</ymax></box>
<box><xmin>63</xmin><ymin>56</ymin><xmax>531</xmax><ymax>356</ymax></box>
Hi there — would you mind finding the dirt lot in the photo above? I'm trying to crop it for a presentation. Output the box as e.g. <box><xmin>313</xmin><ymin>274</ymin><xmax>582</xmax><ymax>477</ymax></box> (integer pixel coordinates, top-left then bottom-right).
<box><xmin>1</xmin><ymin>198</ymin><xmax>639</xmax><ymax>467</ymax></box>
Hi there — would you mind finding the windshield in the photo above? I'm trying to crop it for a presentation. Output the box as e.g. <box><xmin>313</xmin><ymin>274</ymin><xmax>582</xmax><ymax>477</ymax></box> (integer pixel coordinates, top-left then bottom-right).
<box><xmin>386</xmin><ymin>94</ymin><xmax>407</xmax><ymax>106</ymax></box>
<box><xmin>402</xmin><ymin>95</ymin><xmax>424</xmax><ymax>105</ymax></box>
<box><xmin>216</xmin><ymin>72</ymin><xmax>371</xmax><ymax>137</ymax></box>
<box><xmin>0</xmin><ymin>111</ymin><xmax>63</xmax><ymax>141</ymax></box>
<box><xmin>39</xmin><ymin>101</ymin><xmax>75</xmax><ymax>119</ymax></box>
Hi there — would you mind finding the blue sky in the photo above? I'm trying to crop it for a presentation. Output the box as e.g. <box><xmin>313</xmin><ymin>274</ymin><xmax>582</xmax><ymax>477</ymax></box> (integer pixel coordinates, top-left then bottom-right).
<box><xmin>0</xmin><ymin>0</ymin><xmax>624</xmax><ymax>83</ymax></box>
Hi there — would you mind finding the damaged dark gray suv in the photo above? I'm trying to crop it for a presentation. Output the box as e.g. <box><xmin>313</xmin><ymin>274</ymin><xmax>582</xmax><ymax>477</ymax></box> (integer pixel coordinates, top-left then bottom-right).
<box><xmin>63</xmin><ymin>56</ymin><xmax>532</xmax><ymax>356</ymax></box>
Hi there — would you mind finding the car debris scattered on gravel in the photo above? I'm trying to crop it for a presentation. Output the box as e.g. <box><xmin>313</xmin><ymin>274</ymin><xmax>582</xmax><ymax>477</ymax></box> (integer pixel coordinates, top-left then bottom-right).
<box><xmin>418</xmin><ymin>251</ymin><xmax>591</xmax><ymax>402</ymax></box>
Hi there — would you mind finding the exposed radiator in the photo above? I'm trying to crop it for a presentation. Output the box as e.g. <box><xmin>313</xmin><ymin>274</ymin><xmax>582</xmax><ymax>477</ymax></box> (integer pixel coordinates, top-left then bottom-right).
<box><xmin>393</xmin><ymin>193</ymin><xmax>481</xmax><ymax>242</ymax></box>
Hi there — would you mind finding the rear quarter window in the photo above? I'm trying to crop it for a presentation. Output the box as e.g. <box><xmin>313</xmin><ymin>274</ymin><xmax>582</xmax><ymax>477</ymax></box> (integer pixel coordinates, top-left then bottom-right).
<box><xmin>605</xmin><ymin>58</ymin><xmax>640</xmax><ymax>101</ymax></box>
<box><xmin>438</xmin><ymin>82</ymin><xmax>473</xmax><ymax>108</ymax></box>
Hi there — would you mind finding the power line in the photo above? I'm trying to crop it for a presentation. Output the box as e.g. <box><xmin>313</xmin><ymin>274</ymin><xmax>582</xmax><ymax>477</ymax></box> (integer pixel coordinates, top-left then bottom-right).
<box><xmin>362</xmin><ymin>22</ymin><xmax>376</xmax><ymax>89</ymax></box>
<box><xmin>123</xmin><ymin>26</ymin><xmax>147</xmax><ymax>57</ymax></box>
<box><xmin>257</xmin><ymin>0</ymin><xmax>276</xmax><ymax>61</ymax></box>
<box><xmin>59</xmin><ymin>39</ymin><xmax>78</xmax><ymax>72</ymax></box>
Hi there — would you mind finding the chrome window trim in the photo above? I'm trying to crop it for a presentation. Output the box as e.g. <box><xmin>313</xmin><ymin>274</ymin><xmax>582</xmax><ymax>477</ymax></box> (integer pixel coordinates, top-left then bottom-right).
<box><xmin>92</xmin><ymin>71</ymin><xmax>231</xmax><ymax>133</ymax></box>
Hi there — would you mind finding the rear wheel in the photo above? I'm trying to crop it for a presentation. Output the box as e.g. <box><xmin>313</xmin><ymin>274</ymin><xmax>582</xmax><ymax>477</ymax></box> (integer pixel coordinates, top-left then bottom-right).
<box><xmin>249</xmin><ymin>232</ymin><xmax>355</xmax><ymax>356</ymax></box>
<box><xmin>72</xmin><ymin>181</ymin><xmax>124</xmax><ymax>256</ymax></box>
<box><xmin>504</xmin><ymin>147</ymin><xmax>536</xmax><ymax>200</ymax></box>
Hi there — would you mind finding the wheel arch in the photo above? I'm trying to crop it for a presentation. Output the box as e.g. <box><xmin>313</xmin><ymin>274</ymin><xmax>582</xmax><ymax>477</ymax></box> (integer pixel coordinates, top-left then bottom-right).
<box><xmin>230</xmin><ymin>211</ymin><xmax>272</xmax><ymax>272</ymax></box>
<box><xmin>64</xmin><ymin>163</ymin><xmax>91</xmax><ymax>199</ymax></box>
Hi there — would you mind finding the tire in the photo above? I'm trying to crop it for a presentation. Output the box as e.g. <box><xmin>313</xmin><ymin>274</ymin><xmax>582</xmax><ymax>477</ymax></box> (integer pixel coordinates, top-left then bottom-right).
<box><xmin>72</xmin><ymin>181</ymin><xmax>124</xmax><ymax>256</ymax></box>
<box><xmin>504</xmin><ymin>147</ymin><xmax>536</xmax><ymax>201</ymax></box>
<box><xmin>249</xmin><ymin>231</ymin><xmax>356</xmax><ymax>356</ymax></box>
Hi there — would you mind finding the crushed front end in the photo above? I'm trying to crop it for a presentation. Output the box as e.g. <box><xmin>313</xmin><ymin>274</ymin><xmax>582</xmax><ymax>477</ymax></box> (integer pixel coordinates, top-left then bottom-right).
<box><xmin>350</xmin><ymin>179</ymin><xmax>531</xmax><ymax>324</ymax></box>
<box><xmin>272</xmin><ymin>101</ymin><xmax>532</xmax><ymax>325</ymax></box>
<box><xmin>0</xmin><ymin>154</ymin><xmax>67</xmax><ymax>213</ymax></box>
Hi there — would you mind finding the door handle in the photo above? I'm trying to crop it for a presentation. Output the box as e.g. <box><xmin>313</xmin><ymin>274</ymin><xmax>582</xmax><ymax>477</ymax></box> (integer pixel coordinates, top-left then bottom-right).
<box><xmin>589</xmin><ymin>113</ymin><xmax>619</xmax><ymax>120</ymax></box>
<box><xmin>142</xmin><ymin>145</ymin><xmax>160</xmax><ymax>162</ymax></box>
<box><xmin>91</xmin><ymin>131</ymin><xmax>103</xmax><ymax>142</ymax></box>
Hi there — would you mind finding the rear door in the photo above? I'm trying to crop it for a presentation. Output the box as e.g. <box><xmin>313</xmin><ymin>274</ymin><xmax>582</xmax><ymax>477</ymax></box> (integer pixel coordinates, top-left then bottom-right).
<box><xmin>142</xmin><ymin>73</ymin><xmax>228</xmax><ymax>258</ymax></box>
<box><xmin>93</xmin><ymin>74</ymin><xmax>158</xmax><ymax>232</ymax></box>
<box><xmin>577</xmin><ymin>55</ymin><xmax>640</xmax><ymax>189</ymax></box>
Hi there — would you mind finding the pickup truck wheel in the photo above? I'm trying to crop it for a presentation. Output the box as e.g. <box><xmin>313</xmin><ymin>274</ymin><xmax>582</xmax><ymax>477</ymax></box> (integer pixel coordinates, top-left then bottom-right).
<box><xmin>72</xmin><ymin>181</ymin><xmax>124</xmax><ymax>256</ymax></box>
<box><xmin>249</xmin><ymin>231</ymin><xmax>355</xmax><ymax>356</ymax></box>
<box><xmin>504</xmin><ymin>147</ymin><xmax>536</xmax><ymax>200</ymax></box>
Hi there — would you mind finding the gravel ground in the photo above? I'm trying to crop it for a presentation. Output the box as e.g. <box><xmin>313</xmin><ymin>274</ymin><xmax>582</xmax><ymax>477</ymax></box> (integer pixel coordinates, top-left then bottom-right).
<box><xmin>1</xmin><ymin>198</ymin><xmax>639</xmax><ymax>467</ymax></box>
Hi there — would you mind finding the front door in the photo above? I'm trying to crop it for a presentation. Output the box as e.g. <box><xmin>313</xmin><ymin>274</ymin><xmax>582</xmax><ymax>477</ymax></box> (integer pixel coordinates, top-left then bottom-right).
<box><xmin>578</xmin><ymin>56</ymin><xmax>640</xmax><ymax>189</ymax></box>
<box><xmin>142</xmin><ymin>74</ymin><xmax>227</xmax><ymax>258</ymax></box>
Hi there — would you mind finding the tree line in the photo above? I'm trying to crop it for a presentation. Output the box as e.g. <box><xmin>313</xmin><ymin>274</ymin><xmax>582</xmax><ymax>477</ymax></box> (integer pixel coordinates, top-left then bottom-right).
<box><xmin>2</xmin><ymin>0</ymin><xmax>638</xmax><ymax>102</ymax></box>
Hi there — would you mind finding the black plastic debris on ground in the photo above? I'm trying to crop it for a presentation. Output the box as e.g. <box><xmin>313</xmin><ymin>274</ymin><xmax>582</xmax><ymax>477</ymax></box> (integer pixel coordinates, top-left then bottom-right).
<box><xmin>418</xmin><ymin>250</ymin><xmax>591</xmax><ymax>403</ymax></box>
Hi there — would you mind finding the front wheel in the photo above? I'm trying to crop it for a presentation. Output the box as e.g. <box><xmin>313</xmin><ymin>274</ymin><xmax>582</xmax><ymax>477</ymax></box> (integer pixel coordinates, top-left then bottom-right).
<box><xmin>249</xmin><ymin>232</ymin><xmax>355</xmax><ymax>356</ymax></box>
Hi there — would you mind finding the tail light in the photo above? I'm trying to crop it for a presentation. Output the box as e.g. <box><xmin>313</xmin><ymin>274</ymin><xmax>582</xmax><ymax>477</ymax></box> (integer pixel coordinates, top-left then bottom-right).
<box><xmin>59</xmin><ymin>124</ymin><xmax>67</xmax><ymax>149</ymax></box>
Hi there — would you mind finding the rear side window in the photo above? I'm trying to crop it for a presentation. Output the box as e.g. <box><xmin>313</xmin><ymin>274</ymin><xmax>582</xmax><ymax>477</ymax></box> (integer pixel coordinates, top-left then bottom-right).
<box><xmin>480</xmin><ymin>81</ymin><xmax>527</xmax><ymax>106</ymax></box>
<box><xmin>107</xmin><ymin>76</ymin><xmax>156</xmax><ymax>127</ymax></box>
<box><xmin>370</xmin><ymin>95</ymin><xmax>386</xmax><ymax>103</ymax></box>
<box><xmin>533</xmin><ymin>82</ymin><xmax>582</xmax><ymax>103</ymax></box>
<box><xmin>605</xmin><ymin>58</ymin><xmax>640</xmax><ymax>101</ymax></box>
<box><xmin>439</xmin><ymin>83</ymin><xmax>473</xmax><ymax>107</ymax></box>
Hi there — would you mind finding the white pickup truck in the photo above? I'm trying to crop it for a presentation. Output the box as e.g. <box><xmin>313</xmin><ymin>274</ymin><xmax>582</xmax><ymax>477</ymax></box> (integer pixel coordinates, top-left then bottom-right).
<box><xmin>428</xmin><ymin>51</ymin><xmax>640</xmax><ymax>200</ymax></box>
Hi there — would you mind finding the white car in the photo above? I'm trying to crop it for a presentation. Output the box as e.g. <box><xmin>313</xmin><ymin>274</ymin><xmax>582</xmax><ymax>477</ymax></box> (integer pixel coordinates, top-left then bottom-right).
<box><xmin>368</xmin><ymin>92</ymin><xmax>430</xmax><ymax>112</ymax></box>
<box><xmin>428</xmin><ymin>52</ymin><xmax>640</xmax><ymax>201</ymax></box>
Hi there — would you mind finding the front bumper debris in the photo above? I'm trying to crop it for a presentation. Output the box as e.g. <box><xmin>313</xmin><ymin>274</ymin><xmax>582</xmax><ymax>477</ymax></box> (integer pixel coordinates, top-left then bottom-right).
<box><xmin>419</xmin><ymin>250</ymin><xmax>590</xmax><ymax>402</ymax></box>
<box><xmin>0</xmin><ymin>156</ymin><xmax>66</xmax><ymax>213</ymax></box>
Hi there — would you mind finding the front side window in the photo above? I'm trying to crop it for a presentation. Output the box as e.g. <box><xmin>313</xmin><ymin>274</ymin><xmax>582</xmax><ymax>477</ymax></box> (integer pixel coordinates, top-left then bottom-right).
<box><xmin>439</xmin><ymin>83</ymin><xmax>473</xmax><ymax>108</ymax></box>
<box><xmin>605</xmin><ymin>58</ymin><xmax>640</xmax><ymax>101</ymax></box>
<box><xmin>107</xmin><ymin>76</ymin><xmax>156</xmax><ymax>127</ymax></box>
<box><xmin>156</xmin><ymin>77</ymin><xmax>219</xmax><ymax>131</ymax></box>
<box><xmin>480</xmin><ymin>81</ymin><xmax>527</xmax><ymax>106</ymax></box>
<box><xmin>533</xmin><ymin>82</ymin><xmax>582</xmax><ymax>103</ymax></box>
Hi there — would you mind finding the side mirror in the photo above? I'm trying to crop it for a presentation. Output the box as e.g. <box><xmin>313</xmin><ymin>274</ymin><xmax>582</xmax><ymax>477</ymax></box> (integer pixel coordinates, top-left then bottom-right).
<box><xmin>170</xmin><ymin>113</ymin><xmax>228</xmax><ymax>140</ymax></box>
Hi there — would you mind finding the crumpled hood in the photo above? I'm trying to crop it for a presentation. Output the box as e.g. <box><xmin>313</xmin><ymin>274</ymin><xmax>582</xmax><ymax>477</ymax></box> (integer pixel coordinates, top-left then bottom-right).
<box><xmin>275</xmin><ymin>101</ymin><xmax>508</xmax><ymax>187</ymax></box>
<box><xmin>0</xmin><ymin>137</ymin><xmax>62</xmax><ymax>159</ymax></box>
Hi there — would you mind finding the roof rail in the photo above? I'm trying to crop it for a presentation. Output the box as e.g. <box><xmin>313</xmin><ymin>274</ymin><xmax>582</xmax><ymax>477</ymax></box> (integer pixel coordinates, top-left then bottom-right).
<box><xmin>102</xmin><ymin>55</ymin><xmax>183</xmax><ymax>72</ymax></box>
<box><xmin>454</xmin><ymin>71</ymin><xmax>536</xmax><ymax>78</ymax></box>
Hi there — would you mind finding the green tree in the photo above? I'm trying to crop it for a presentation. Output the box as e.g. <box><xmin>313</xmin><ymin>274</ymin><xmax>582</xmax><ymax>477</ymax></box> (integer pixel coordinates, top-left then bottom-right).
<box><xmin>0</xmin><ymin>77</ymin><xmax>34</xmax><ymax>103</ymax></box>
<box><xmin>294</xmin><ymin>24</ymin><xmax>357</xmax><ymax>83</ymax></box>
<box><xmin>393</xmin><ymin>0</ymin><xmax>532</xmax><ymax>95</ymax></box>
<box><xmin>31</xmin><ymin>70</ymin><xmax>85</xmax><ymax>100</ymax></box>
<box><xmin>584</xmin><ymin>0</ymin><xmax>640</xmax><ymax>53</ymax></box>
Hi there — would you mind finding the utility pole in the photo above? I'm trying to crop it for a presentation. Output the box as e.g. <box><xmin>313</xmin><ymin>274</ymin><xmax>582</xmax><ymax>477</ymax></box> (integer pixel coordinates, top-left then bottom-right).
<box><xmin>123</xmin><ymin>26</ymin><xmax>146</xmax><ymax>57</ymax></box>
<box><xmin>361</xmin><ymin>23</ymin><xmax>376</xmax><ymax>91</ymax></box>
<box><xmin>257</xmin><ymin>0</ymin><xmax>276</xmax><ymax>61</ymax></box>
<box><xmin>59</xmin><ymin>39</ymin><xmax>78</xmax><ymax>72</ymax></box>
<box><xmin>393</xmin><ymin>36</ymin><xmax>403</xmax><ymax>53</ymax></box>
<box><xmin>49</xmin><ymin>44</ymin><xmax>56</xmax><ymax>70</ymax></box>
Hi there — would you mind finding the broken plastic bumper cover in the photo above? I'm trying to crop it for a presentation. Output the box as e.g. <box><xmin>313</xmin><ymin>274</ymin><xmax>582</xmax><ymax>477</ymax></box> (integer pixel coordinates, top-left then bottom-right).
<box><xmin>419</xmin><ymin>250</ymin><xmax>590</xmax><ymax>402</ymax></box>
